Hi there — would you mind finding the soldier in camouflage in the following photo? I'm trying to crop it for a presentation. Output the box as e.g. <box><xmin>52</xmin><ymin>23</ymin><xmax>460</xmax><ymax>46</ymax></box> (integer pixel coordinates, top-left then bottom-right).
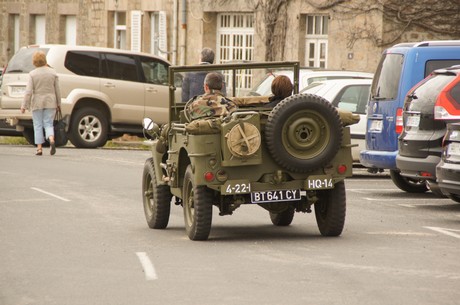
<box><xmin>186</xmin><ymin>72</ymin><xmax>237</xmax><ymax>121</ymax></box>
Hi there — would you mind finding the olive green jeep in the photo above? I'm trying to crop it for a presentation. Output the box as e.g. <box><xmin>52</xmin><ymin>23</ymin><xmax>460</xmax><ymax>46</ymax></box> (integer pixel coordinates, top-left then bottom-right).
<box><xmin>142</xmin><ymin>61</ymin><xmax>357</xmax><ymax>240</ymax></box>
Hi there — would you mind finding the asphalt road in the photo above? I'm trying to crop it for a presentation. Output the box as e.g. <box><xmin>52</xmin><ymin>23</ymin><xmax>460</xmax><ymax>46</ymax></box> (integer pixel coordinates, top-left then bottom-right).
<box><xmin>1</xmin><ymin>144</ymin><xmax>459</xmax><ymax>305</ymax></box>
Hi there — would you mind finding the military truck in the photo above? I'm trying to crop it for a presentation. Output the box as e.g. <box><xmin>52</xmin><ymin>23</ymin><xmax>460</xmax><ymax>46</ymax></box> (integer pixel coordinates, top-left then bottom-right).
<box><xmin>141</xmin><ymin>61</ymin><xmax>357</xmax><ymax>240</ymax></box>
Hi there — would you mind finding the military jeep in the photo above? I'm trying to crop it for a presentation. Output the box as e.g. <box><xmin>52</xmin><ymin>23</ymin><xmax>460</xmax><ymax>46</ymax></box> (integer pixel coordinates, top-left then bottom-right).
<box><xmin>142</xmin><ymin>61</ymin><xmax>357</xmax><ymax>240</ymax></box>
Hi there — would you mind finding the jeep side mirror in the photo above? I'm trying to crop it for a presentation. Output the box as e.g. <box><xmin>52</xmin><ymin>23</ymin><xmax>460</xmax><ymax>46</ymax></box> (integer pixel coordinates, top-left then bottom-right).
<box><xmin>142</xmin><ymin>118</ymin><xmax>160</xmax><ymax>138</ymax></box>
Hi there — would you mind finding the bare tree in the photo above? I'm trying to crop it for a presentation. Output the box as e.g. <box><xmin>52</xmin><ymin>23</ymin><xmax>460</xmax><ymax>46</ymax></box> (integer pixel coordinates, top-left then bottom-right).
<box><xmin>252</xmin><ymin>0</ymin><xmax>289</xmax><ymax>61</ymax></box>
<box><xmin>307</xmin><ymin>0</ymin><xmax>460</xmax><ymax>47</ymax></box>
<box><xmin>210</xmin><ymin>0</ymin><xmax>460</xmax><ymax>60</ymax></box>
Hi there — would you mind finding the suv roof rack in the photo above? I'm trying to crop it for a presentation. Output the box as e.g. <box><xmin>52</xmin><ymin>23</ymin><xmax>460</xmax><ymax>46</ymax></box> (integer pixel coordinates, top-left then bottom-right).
<box><xmin>415</xmin><ymin>40</ymin><xmax>460</xmax><ymax>47</ymax></box>
<box><xmin>392</xmin><ymin>41</ymin><xmax>460</xmax><ymax>48</ymax></box>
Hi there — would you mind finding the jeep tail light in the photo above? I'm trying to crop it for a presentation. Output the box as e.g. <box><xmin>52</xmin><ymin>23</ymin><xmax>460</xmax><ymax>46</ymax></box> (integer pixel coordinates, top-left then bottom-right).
<box><xmin>434</xmin><ymin>78</ymin><xmax>460</xmax><ymax>120</ymax></box>
<box><xmin>337</xmin><ymin>164</ymin><xmax>347</xmax><ymax>174</ymax></box>
<box><xmin>204</xmin><ymin>171</ymin><xmax>215</xmax><ymax>182</ymax></box>
<box><xmin>395</xmin><ymin>108</ymin><xmax>403</xmax><ymax>134</ymax></box>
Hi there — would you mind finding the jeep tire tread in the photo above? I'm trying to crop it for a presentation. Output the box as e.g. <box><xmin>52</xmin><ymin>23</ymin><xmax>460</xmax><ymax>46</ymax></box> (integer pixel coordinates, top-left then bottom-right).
<box><xmin>142</xmin><ymin>158</ymin><xmax>172</xmax><ymax>229</ymax></box>
<box><xmin>183</xmin><ymin>165</ymin><xmax>213</xmax><ymax>240</ymax></box>
<box><xmin>69</xmin><ymin>107</ymin><xmax>108</xmax><ymax>148</ymax></box>
<box><xmin>314</xmin><ymin>180</ymin><xmax>346</xmax><ymax>236</ymax></box>
<box><xmin>265</xmin><ymin>94</ymin><xmax>343</xmax><ymax>173</ymax></box>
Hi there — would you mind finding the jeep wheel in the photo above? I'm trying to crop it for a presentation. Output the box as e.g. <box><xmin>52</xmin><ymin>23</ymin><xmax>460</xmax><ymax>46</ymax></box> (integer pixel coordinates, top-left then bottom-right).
<box><xmin>69</xmin><ymin>107</ymin><xmax>108</xmax><ymax>148</ymax></box>
<box><xmin>389</xmin><ymin>170</ymin><xmax>428</xmax><ymax>193</ymax></box>
<box><xmin>265</xmin><ymin>94</ymin><xmax>343</xmax><ymax>173</ymax></box>
<box><xmin>270</xmin><ymin>207</ymin><xmax>295</xmax><ymax>226</ymax></box>
<box><xmin>314</xmin><ymin>180</ymin><xmax>346</xmax><ymax>236</ymax></box>
<box><xmin>183</xmin><ymin>165</ymin><xmax>213</xmax><ymax>240</ymax></box>
<box><xmin>142</xmin><ymin>158</ymin><xmax>172</xmax><ymax>229</ymax></box>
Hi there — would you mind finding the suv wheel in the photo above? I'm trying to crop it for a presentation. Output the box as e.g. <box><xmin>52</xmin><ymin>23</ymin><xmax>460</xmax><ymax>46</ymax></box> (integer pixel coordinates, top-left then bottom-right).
<box><xmin>314</xmin><ymin>180</ymin><xmax>346</xmax><ymax>236</ymax></box>
<box><xmin>183</xmin><ymin>165</ymin><xmax>213</xmax><ymax>240</ymax></box>
<box><xmin>265</xmin><ymin>94</ymin><xmax>343</xmax><ymax>173</ymax></box>
<box><xmin>69</xmin><ymin>107</ymin><xmax>108</xmax><ymax>148</ymax></box>
<box><xmin>142</xmin><ymin>158</ymin><xmax>172</xmax><ymax>229</ymax></box>
<box><xmin>389</xmin><ymin>170</ymin><xmax>428</xmax><ymax>193</ymax></box>
<box><xmin>269</xmin><ymin>207</ymin><xmax>295</xmax><ymax>226</ymax></box>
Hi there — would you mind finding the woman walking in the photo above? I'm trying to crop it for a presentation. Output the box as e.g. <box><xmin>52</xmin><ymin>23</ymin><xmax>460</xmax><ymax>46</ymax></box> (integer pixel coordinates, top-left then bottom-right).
<box><xmin>20</xmin><ymin>51</ymin><xmax>61</xmax><ymax>155</ymax></box>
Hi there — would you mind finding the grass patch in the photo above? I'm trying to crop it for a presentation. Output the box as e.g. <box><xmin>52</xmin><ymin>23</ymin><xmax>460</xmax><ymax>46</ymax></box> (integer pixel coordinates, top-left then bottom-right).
<box><xmin>0</xmin><ymin>136</ymin><xmax>28</xmax><ymax>145</ymax></box>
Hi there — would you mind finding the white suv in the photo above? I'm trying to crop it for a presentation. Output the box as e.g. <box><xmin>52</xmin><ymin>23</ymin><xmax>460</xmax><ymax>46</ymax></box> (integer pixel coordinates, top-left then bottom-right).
<box><xmin>249</xmin><ymin>68</ymin><xmax>373</xmax><ymax>96</ymax></box>
<box><xmin>0</xmin><ymin>45</ymin><xmax>179</xmax><ymax>148</ymax></box>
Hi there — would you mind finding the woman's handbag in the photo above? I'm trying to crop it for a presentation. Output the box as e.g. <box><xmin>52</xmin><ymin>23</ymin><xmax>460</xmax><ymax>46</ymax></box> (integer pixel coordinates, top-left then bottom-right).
<box><xmin>54</xmin><ymin>108</ymin><xmax>68</xmax><ymax>146</ymax></box>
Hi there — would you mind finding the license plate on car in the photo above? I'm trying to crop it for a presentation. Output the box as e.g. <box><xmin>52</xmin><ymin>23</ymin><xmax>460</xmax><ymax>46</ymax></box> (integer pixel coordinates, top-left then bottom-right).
<box><xmin>251</xmin><ymin>189</ymin><xmax>301</xmax><ymax>203</ymax></box>
<box><xmin>10</xmin><ymin>86</ymin><xmax>26</xmax><ymax>96</ymax></box>
<box><xmin>447</xmin><ymin>142</ymin><xmax>460</xmax><ymax>156</ymax></box>
<box><xmin>406</xmin><ymin>115</ymin><xmax>420</xmax><ymax>127</ymax></box>
<box><xmin>369</xmin><ymin>119</ymin><xmax>383</xmax><ymax>132</ymax></box>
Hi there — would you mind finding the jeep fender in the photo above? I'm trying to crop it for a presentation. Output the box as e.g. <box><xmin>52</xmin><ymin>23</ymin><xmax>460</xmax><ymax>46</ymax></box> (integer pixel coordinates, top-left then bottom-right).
<box><xmin>148</xmin><ymin>139</ymin><xmax>169</xmax><ymax>186</ymax></box>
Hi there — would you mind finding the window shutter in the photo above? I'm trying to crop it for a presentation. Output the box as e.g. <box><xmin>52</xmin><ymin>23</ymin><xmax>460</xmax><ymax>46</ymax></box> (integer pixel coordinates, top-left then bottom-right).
<box><xmin>131</xmin><ymin>11</ymin><xmax>142</xmax><ymax>52</ymax></box>
<box><xmin>158</xmin><ymin>11</ymin><xmax>167</xmax><ymax>59</ymax></box>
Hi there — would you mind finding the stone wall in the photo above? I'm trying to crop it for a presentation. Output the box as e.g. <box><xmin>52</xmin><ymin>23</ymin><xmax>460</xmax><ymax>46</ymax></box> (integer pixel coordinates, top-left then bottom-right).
<box><xmin>0</xmin><ymin>0</ymin><xmax>457</xmax><ymax>73</ymax></box>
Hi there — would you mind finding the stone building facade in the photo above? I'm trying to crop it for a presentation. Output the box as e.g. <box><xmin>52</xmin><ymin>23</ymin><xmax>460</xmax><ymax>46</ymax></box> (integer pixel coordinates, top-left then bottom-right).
<box><xmin>0</xmin><ymin>0</ymin><xmax>456</xmax><ymax>76</ymax></box>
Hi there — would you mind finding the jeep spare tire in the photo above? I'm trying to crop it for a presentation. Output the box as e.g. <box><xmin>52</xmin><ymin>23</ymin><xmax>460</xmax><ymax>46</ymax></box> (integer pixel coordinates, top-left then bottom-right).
<box><xmin>265</xmin><ymin>94</ymin><xmax>343</xmax><ymax>173</ymax></box>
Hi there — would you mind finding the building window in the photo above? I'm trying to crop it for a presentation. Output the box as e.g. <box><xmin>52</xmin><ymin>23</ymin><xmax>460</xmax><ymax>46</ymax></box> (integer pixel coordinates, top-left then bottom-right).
<box><xmin>217</xmin><ymin>13</ymin><xmax>254</xmax><ymax>94</ymax></box>
<box><xmin>150</xmin><ymin>11</ymin><xmax>167</xmax><ymax>59</ymax></box>
<box><xmin>30</xmin><ymin>15</ymin><xmax>46</xmax><ymax>44</ymax></box>
<box><xmin>8</xmin><ymin>14</ymin><xmax>20</xmax><ymax>55</ymax></box>
<box><xmin>305</xmin><ymin>15</ymin><xmax>328</xmax><ymax>68</ymax></box>
<box><xmin>65</xmin><ymin>16</ymin><xmax>77</xmax><ymax>46</ymax></box>
<box><xmin>114</xmin><ymin>12</ymin><xmax>127</xmax><ymax>49</ymax></box>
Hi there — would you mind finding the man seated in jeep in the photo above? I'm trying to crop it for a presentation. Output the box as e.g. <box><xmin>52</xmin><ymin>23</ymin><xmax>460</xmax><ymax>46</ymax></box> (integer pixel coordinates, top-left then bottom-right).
<box><xmin>185</xmin><ymin>72</ymin><xmax>237</xmax><ymax>120</ymax></box>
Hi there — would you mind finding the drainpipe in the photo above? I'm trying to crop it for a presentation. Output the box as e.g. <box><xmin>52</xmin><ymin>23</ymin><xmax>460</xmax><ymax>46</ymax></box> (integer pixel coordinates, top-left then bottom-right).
<box><xmin>179</xmin><ymin>0</ymin><xmax>187</xmax><ymax>65</ymax></box>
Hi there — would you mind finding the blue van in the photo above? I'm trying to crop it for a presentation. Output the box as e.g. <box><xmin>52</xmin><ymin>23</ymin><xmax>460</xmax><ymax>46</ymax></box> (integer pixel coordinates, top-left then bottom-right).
<box><xmin>360</xmin><ymin>41</ymin><xmax>460</xmax><ymax>192</ymax></box>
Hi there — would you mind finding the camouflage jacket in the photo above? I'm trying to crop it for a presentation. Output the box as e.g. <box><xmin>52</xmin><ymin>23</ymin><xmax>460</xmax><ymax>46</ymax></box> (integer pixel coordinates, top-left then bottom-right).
<box><xmin>186</xmin><ymin>91</ymin><xmax>237</xmax><ymax>120</ymax></box>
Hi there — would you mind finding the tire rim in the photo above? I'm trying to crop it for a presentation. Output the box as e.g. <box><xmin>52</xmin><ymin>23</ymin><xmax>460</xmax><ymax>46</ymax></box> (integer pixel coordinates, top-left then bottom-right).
<box><xmin>282</xmin><ymin>110</ymin><xmax>330</xmax><ymax>158</ymax></box>
<box><xmin>78</xmin><ymin>115</ymin><xmax>102</xmax><ymax>142</ymax></box>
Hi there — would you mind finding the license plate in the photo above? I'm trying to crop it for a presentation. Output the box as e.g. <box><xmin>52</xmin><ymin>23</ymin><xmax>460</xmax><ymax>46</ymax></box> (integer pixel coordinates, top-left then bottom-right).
<box><xmin>10</xmin><ymin>86</ymin><xmax>26</xmax><ymax>96</ymax></box>
<box><xmin>369</xmin><ymin>119</ymin><xmax>382</xmax><ymax>132</ymax></box>
<box><xmin>305</xmin><ymin>175</ymin><xmax>334</xmax><ymax>190</ymax></box>
<box><xmin>251</xmin><ymin>189</ymin><xmax>301</xmax><ymax>203</ymax></box>
<box><xmin>406</xmin><ymin>115</ymin><xmax>420</xmax><ymax>127</ymax></box>
<box><xmin>447</xmin><ymin>142</ymin><xmax>460</xmax><ymax>156</ymax></box>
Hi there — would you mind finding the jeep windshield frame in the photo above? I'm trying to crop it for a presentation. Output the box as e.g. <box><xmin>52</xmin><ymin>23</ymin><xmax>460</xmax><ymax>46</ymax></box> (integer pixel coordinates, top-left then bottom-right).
<box><xmin>168</xmin><ymin>61</ymin><xmax>300</xmax><ymax>123</ymax></box>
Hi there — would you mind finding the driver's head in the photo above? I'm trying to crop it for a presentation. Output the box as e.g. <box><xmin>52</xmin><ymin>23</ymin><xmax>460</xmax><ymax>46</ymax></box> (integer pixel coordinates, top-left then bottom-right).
<box><xmin>204</xmin><ymin>72</ymin><xmax>223</xmax><ymax>92</ymax></box>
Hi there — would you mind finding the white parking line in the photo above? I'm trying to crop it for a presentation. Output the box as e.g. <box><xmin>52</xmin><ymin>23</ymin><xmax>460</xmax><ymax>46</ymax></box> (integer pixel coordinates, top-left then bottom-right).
<box><xmin>136</xmin><ymin>252</ymin><xmax>158</xmax><ymax>281</ymax></box>
<box><xmin>348</xmin><ymin>189</ymin><xmax>398</xmax><ymax>192</ymax></box>
<box><xmin>31</xmin><ymin>187</ymin><xmax>70</xmax><ymax>202</ymax></box>
<box><xmin>424</xmin><ymin>226</ymin><xmax>460</xmax><ymax>239</ymax></box>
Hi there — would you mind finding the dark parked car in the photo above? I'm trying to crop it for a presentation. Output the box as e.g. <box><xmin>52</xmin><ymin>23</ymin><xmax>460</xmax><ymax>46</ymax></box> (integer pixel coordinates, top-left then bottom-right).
<box><xmin>437</xmin><ymin>123</ymin><xmax>460</xmax><ymax>203</ymax></box>
<box><xmin>396</xmin><ymin>66</ymin><xmax>460</xmax><ymax>194</ymax></box>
